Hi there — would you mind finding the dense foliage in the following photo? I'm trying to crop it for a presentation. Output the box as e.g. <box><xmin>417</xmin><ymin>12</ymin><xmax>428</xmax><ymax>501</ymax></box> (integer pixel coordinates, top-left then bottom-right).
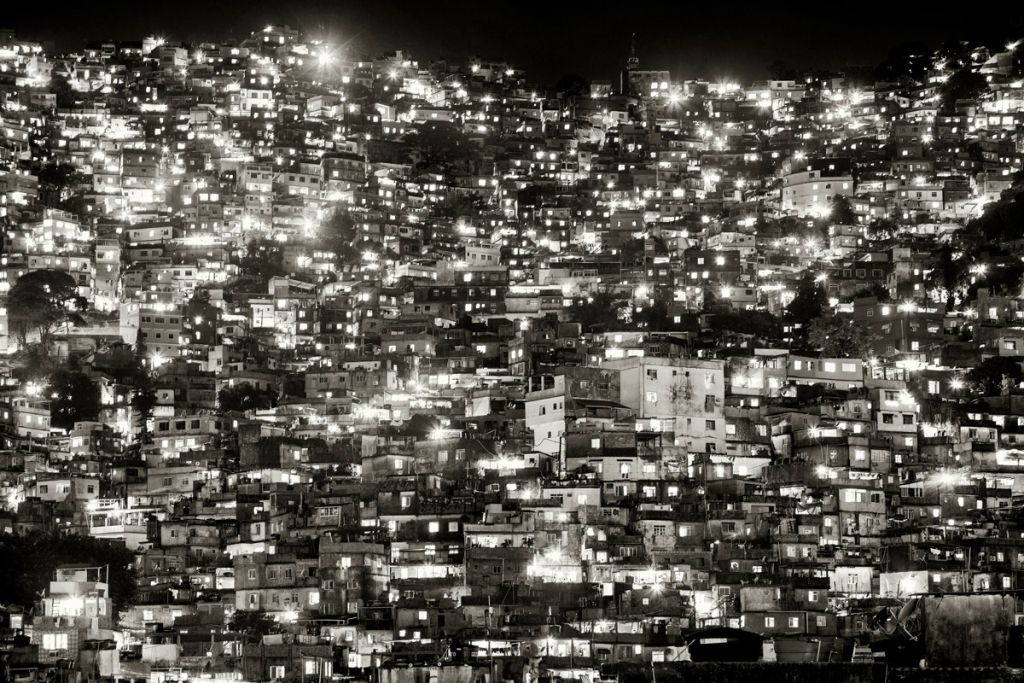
<box><xmin>48</xmin><ymin>363</ymin><xmax>101</xmax><ymax>429</ymax></box>
<box><xmin>219</xmin><ymin>382</ymin><xmax>278</xmax><ymax>412</ymax></box>
<box><xmin>7</xmin><ymin>269</ymin><xmax>86</xmax><ymax>348</ymax></box>
<box><xmin>807</xmin><ymin>314</ymin><xmax>876</xmax><ymax>358</ymax></box>
<box><xmin>0</xmin><ymin>532</ymin><xmax>137</xmax><ymax>613</ymax></box>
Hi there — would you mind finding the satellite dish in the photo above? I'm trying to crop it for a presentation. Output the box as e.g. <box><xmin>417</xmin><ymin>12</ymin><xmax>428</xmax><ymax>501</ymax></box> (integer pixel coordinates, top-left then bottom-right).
<box><xmin>896</xmin><ymin>597</ymin><xmax>919</xmax><ymax>625</ymax></box>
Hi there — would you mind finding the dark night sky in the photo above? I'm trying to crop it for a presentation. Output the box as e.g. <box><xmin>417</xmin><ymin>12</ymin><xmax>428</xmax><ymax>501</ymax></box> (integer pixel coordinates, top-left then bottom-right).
<box><xmin>6</xmin><ymin>1</ymin><xmax>1024</xmax><ymax>84</ymax></box>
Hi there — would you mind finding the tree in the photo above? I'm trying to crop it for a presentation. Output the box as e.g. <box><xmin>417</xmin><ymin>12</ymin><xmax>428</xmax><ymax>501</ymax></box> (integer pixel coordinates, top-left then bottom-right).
<box><xmin>634</xmin><ymin>300</ymin><xmax>670</xmax><ymax>330</ymax></box>
<box><xmin>405</xmin><ymin>413</ymin><xmax>443</xmax><ymax>439</ymax></box>
<box><xmin>223</xmin><ymin>274</ymin><xmax>270</xmax><ymax>300</ymax></box>
<box><xmin>410</xmin><ymin>121</ymin><xmax>475</xmax><ymax>171</ymax></box>
<box><xmin>219</xmin><ymin>382</ymin><xmax>277</xmax><ymax>412</ymax></box>
<box><xmin>566</xmin><ymin>291</ymin><xmax>627</xmax><ymax>331</ymax></box>
<box><xmin>926</xmin><ymin>244</ymin><xmax>970</xmax><ymax>307</ymax></box>
<box><xmin>970</xmin><ymin>260</ymin><xmax>1024</xmax><ymax>298</ymax></box>
<box><xmin>238</xmin><ymin>238</ymin><xmax>286</xmax><ymax>283</ymax></box>
<box><xmin>795</xmin><ymin>382</ymin><xmax>831</xmax><ymax>405</ymax></box>
<box><xmin>966</xmin><ymin>356</ymin><xmax>1024</xmax><ymax>396</ymax></box>
<box><xmin>49</xmin><ymin>362</ymin><xmax>101</xmax><ymax>430</ymax></box>
<box><xmin>619</xmin><ymin>237</ymin><xmax>648</xmax><ymax>268</ymax></box>
<box><xmin>229</xmin><ymin>609</ymin><xmax>277</xmax><ymax>644</ymax></box>
<box><xmin>37</xmin><ymin>162</ymin><xmax>85</xmax><ymax>208</ymax></box>
<box><xmin>345</xmin><ymin>82</ymin><xmax>372</xmax><ymax>101</ymax></box>
<box><xmin>853</xmin><ymin>281</ymin><xmax>892</xmax><ymax>301</ymax></box>
<box><xmin>830</xmin><ymin>194</ymin><xmax>857</xmax><ymax>224</ymax></box>
<box><xmin>807</xmin><ymin>315</ymin><xmax>876</xmax><ymax>358</ymax></box>
<box><xmin>555</xmin><ymin>73</ymin><xmax>589</xmax><ymax>99</ymax></box>
<box><xmin>50</xmin><ymin>72</ymin><xmax>77</xmax><ymax>109</ymax></box>
<box><xmin>935</xmin><ymin>40</ymin><xmax>972</xmax><ymax>71</ymax></box>
<box><xmin>12</xmin><ymin>343</ymin><xmax>60</xmax><ymax>382</ymax></box>
<box><xmin>7</xmin><ymin>269</ymin><xmax>86</xmax><ymax>349</ymax></box>
<box><xmin>786</xmin><ymin>274</ymin><xmax>827</xmax><ymax>327</ymax></box>
<box><xmin>866</xmin><ymin>218</ymin><xmax>898</xmax><ymax>241</ymax></box>
<box><xmin>767</xmin><ymin>60</ymin><xmax>800</xmax><ymax>80</ymax></box>
<box><xmin>323</xmin><ymin>209</ymin><xmax>357</xmax><ymax>259</ymax></box>
<box><xmin>707</xmin><ymin>310</ymin><xmax>783</xmax><ymax>340</ymax></box>
<box><xmin>939</xmin><ymin>67</ymin><xmax>987</xmax><ymax>113</ymax></box>
<box><xmin>965</xmin><ymin>186</ymin><xmax>1024</xmax><ymax>243</ymax></box>
<box><xmin>131</xmin><ymin>341</ymin><xmax>158</xmax><ymax>444</ymax></box>
<box><xmin>874</xmin><ymin>42</ymin><xmax>932</xmax><ymax>83</ymax></box>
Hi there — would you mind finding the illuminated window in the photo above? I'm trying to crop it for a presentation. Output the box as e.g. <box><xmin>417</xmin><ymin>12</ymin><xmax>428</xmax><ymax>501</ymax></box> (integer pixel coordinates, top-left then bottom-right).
<box><xmin>42</xmin><ymin>634</ymin><xmax>69</xmax><ymax>651</ymax></box>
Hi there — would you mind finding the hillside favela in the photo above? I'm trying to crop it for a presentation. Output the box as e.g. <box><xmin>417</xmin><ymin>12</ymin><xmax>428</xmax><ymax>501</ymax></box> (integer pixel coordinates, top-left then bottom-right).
<box><xmin>4</xmin><ymin>20</ymin><xmax>1024</xmax><ymax>683</ymax></box>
